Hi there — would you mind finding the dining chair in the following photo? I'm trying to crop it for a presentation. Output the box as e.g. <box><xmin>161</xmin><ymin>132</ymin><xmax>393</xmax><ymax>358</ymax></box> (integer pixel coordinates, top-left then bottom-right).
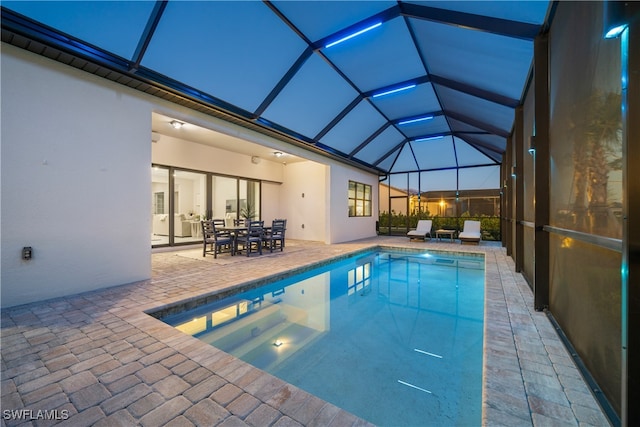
<box><xmin>202</xmin><ymin>219</ymin><xmax>234</xmax><ymax>258</ymax></box>
<box><xmin>263</xmin><ymin>219</ymin><xmax>286</xmax><ymax>252</ymax></box>
<box><xmin>235</xmin><ymin>220</ymin><xmax>264</xmax><ymax>256</ymax></box>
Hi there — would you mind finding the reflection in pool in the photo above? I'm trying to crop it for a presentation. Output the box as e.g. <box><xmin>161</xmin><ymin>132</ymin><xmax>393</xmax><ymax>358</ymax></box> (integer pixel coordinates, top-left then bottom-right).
<box><xmin>162</xmin><ymin>250</ymin><xmax>485</xmax><ymax>426</ymax></box>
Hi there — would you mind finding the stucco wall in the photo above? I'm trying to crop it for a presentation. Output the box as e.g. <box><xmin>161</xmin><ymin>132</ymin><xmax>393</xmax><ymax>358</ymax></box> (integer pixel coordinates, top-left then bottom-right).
<box><xmin>281</xmin><ymin>161</ymin><xmax>327</xmax><ymax>242</ymax></box>
<box><xmin>260</xmin><ymin>181</ymin><xmax>282</xmax><ymax>225</ymax></box>
<box><xmin>328</xmin><ymin>165</ymin><xmax>379</xmax><ymax>244</ymax></box>
<box><xmin>1</xmin><ymin>45</ymin><xmax>151</xmax><ymax>307</ymax></box>
<box><xmin>1</xmin><ymin>43</ymin><xmax>380</xmax><ymax>307</ymax></box>
<box><xmin>152</xmin><ymin>133</ymin><xmax>285</xmax><ymax>183</ymax></box>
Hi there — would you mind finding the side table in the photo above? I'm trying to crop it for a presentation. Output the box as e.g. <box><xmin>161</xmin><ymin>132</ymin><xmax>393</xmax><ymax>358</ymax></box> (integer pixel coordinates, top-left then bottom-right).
<box><xmin>435</xmin><ymin>229</ymin><xmax>456</xmax><ymax>242</ymax></box>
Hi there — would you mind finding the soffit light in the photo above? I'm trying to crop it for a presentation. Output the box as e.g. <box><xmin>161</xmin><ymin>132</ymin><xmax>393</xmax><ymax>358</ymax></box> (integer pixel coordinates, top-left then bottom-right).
<box><xmin>398</xmin><ymin>116</ymin><xmax>434</xmax><ymax>126</ymax></box>
<box><xmin>170</xmin><ymin>120</ymin><xmax>184</xmax><ymax>129</ymax></box>
<box><xmin>325</xmin><ymin>22</ymin><xmax>382</xmax><ymax>48</ymax></box>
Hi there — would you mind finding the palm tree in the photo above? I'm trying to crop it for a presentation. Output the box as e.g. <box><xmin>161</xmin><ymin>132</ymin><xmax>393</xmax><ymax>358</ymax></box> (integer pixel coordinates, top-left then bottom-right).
<box><xmin>240</xmin><ymin>202</ymin><xmax>256</xmax><ymax>221</ymax></box>
<box><xmin>585</xmin><ymin>91</ymin><xmax>622</xmax><ymax>235</ymax></box>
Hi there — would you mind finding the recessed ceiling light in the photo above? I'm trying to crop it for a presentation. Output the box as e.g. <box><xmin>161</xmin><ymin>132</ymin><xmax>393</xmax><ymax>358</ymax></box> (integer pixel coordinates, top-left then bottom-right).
<box><xmin>273</xmin><ymin>151</ymin><xmax>283</xmax><ymax>157</ymax></box>
<box><xmin>170</xmin><ymin>120</ymin><xmax>184</xmax><ymax>129</ymax></box>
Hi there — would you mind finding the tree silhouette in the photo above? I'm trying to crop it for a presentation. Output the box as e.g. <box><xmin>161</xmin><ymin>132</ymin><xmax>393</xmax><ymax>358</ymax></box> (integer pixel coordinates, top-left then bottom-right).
<box><xmin>569</xmin><ymin>90</ymin><xmax>622</xmax><ymax>235</ymax></box>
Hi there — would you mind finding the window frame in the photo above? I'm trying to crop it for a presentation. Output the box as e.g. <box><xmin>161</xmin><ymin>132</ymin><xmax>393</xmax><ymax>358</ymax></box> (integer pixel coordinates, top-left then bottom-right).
<box><xmin>348</xmin><ymin>180</ymin><xmax>372</xmax><ymax>217</ymax></box>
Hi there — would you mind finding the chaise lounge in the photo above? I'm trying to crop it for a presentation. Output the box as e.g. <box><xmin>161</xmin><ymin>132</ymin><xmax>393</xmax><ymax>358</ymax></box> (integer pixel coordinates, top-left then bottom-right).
<box><xmin>459</xmin><ymin>220</ymin><xmax>481</xmax><ymax>244</ymax></box>
<box><xmin>407</xmin><ymin>220</ymin><xmax>433</xmax><ymax>240</ymax></box>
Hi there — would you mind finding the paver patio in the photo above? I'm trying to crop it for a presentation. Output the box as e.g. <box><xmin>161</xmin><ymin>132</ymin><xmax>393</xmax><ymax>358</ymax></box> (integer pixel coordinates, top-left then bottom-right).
<box><xmin>1</xmin><ymin>237</ymin><xmax>610</xmax><ymax>426</ymax></box>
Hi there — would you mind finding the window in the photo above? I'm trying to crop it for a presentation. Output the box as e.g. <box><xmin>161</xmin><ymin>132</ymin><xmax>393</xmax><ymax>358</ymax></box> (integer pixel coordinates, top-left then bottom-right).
<box><xmin>347</xmin><ymin>262</ymin><xmax>372</xmax><ymax>297</ymax></box>
<box><xmin>348</xmin><ymin>180</ymin><xmax>372</xmax><ymax>217</ymax></box>
<box><xmin>152</xmin><ymin>164</ymin><xmax>260</xmax><ymax>247</ymax></box>
<box><xmin>153</xmin><ymin>192</ymin><xmax>165</xmax><ymax>214</ymax></box>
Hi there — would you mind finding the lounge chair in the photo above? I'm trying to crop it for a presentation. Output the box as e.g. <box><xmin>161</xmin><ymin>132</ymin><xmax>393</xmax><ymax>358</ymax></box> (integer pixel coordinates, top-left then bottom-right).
<box><xmin>407</xmin><ymin>220</ymin><xmax>432</xmax><ymax>240</ymax></box>
<box><xmin>459</xmin><ymin>220</ymin><xmax>481</xmax><ymax>244</ymax></box>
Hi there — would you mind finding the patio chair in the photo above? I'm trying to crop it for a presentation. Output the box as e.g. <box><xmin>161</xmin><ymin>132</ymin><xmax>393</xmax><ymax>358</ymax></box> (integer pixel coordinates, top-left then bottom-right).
<box><xmin>236</xmin><ymin>220</ymin><xmax>264</xmax><ymax>256</ymax></box>
<box><xmin>202</xmin><ymin>219</ymin><xmax>234</xmax><ymax>258</ymax></box>
<box><xmin>407</xmin><ymin>220</ymin><xmax>433</xmax><ymax>240</ymax></box>
<box><xmin>263</xmin><ymin>219</ymin><xmax>286</xmax><ymax>252</ymax></box>
<box><xmin>459</xmin><ymin>220</ymin><xmax>481</xmax><ymax>244</ymax></box>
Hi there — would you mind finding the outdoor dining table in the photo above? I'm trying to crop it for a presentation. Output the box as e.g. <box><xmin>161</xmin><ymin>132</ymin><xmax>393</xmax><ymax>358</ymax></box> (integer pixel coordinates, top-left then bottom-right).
<box><xmin>219</xmin><ymin>225</ymin><xmax>272</xmax><ymax>233</ymax></box>
<box><xmin>220</xmin><ymin>225</ymin><xmax>271</xmax><ymax>255</ymax></box>
<box><xmin>219</xmin><ymin>225</ymin><xmax>248</xmax><ymax>232</ymax></box>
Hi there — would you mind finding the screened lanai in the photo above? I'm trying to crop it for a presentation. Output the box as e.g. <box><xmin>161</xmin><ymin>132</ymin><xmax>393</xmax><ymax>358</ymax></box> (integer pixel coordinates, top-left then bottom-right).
<box><xmin>4</xmin><ymin>1</ymin><xmax>640</xmax><ymax>425</ymax></box>
<box><xmin>1</xmin><ymin>0</ymin><xmax>550</xmax><ymax>183</ymax></box>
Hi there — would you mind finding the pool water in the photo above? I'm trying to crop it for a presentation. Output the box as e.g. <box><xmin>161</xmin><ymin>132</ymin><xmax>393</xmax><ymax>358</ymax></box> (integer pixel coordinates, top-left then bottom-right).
<box><xmin>162</xmin><ymin>250</ymin><xmax>485</xmax><ymax>426</ymax></box>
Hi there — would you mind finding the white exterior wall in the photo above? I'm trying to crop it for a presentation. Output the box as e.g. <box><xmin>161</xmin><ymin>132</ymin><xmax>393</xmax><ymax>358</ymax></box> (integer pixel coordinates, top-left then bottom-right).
<box><xmin>152</xmin><ymin>134</ymin><xmax>285</xmax><ymax>183</ymax></box>
<box><xmin>1</xmin><ymin>45</ymin><xmax>151</xmax><ymax>308</ymax></box>
<box><xmin>328</xmin><ymin>164</ymin><xmax>379</xmax><ymax>244</ymax></box>
<box><xmin>260</xmin><ymin>182</ymin><xmax>281</xmax><ymax>225</ymax></box>
<box><xmin>1</xmin><ymin>44</ymin><xmax>379</xmax><ymax>307</ymax></box>
<box><xmin>279</xmin><ymin>160</ymin><xmax>379</xmax><ymax>244</ymax></box>
<box><xmin>281</xmin><ymin>161</ymin><xmax>327</xmax><ymax>242</ymax></box>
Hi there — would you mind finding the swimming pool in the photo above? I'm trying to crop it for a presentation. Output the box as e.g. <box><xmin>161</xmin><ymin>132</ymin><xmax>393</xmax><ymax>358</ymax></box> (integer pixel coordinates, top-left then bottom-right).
<box><xmin>161</xmin><ymin>249</ymin><xmax>485</xmax><ymax>426</ymax></box>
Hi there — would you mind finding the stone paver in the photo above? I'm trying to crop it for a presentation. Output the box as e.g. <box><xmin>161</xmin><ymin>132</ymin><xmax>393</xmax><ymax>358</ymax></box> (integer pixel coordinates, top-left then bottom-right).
<box><xmin>100</xmin><ymin>383</ymin><xmax>152</xmax><ymax>415</ymax></box>
<box><xmin>245</xmin><ymin>403</ymin><xmax>282</xmax><ymax>427</ymax></box>
<box><xmin>183</xmin><ymin>398</ymin><xmax>230</xmax><ymax>425</ymax></box>
<box><xmin>69</xmin><ymin>382</ymin><xmax>111</xmax><ymax>411</ymax></box>
<box><xmin>0</xmin><ymin>238</ymin><xmax>611</xmax><ymax>426</ymax></box>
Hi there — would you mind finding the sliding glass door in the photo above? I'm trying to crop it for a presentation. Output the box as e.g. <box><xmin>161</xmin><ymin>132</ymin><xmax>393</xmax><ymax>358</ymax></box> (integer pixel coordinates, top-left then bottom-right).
<box><xmin>212</xmin><ymin>176</ymin><xmax>237</xmax><ymax>225</ymax></box>
<box><xmin>151</xmin><ymin>166</ymin><xmax>170</xmax><ymax>245</ymax></box>
<box><xmin>239</xmin><ymin>179</ymin><xmax>260</xmax><ymax>222</ymax></box>
<box><xmin>152</xmin><ymin>165</ymin><xmax>261</xmax><ymax>247</ymax></box>
<box><xmin>173</xmin><ymin>170</ymin><xmax>206</xmax><ymax>244</ymax></box>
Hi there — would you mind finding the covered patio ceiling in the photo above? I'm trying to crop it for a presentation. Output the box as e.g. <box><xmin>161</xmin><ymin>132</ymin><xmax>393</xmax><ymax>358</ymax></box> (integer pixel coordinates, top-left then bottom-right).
<box><xmin>1</xmin><ymin>1</ymin><xmax>551</xmax><ymax>177</ymax></box>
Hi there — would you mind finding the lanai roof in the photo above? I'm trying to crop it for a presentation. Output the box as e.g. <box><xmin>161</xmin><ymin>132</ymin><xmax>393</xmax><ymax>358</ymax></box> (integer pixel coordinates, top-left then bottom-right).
<box><xmin>1</xmin><ymin>1</ymin><xmax>551</xmax><ymax>180</ymax></box>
